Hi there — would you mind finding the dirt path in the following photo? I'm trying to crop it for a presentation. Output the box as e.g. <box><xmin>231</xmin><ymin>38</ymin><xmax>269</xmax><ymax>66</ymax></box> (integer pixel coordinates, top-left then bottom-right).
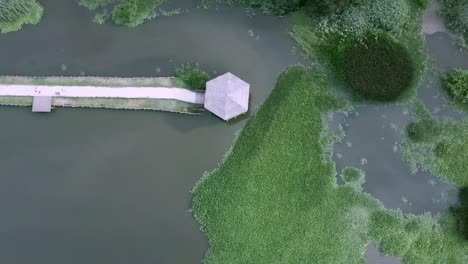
<box><xmin>0</xmin><ymin>84</ymin><xmax>205</xmax><ymax>104</ymax></box>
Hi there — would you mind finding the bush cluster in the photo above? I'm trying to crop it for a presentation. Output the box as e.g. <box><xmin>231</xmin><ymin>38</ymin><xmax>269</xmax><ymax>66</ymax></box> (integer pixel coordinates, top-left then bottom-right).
<box><xmin>341</xmin><ymin>167</ymin><xmax>365</xmax><ymax>187</ymax></box>
<box><xmin>443</xmin><ymin>69</ymin><xmax>468</xmax><ymax>106</ymax></box>
<box><xmin>343</xmin><ymin>34</ymin><xmax>415</xmax><ymax>101</ymax></box>
<box><xmin>175</xmin><ymin>65</ymin><xmax>211</xmax><ymax>91</ymax></box>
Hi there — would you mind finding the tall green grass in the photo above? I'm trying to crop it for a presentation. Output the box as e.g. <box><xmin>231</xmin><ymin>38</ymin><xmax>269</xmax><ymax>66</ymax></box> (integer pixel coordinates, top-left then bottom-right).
<box><xmin>192</xmin><ymin>66</ymin><xmax>468</xmax><ymax>263</ymax></box>
<box><xmin>0</xmin><ymin>0</ymin><xmax>43</xmax><ymax>33</ymax></box>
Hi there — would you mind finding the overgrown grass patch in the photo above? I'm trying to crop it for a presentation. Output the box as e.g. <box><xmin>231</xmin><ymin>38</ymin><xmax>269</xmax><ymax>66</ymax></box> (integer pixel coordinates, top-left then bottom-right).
<box><xmin>192</xmin><ymin>66</ymin><xmax>468</xmax><ymax>263</ymax></box>
<box><xmin>0</xmin><ymin>0</ymin><xmax>43</xmax><ymax>33</ymax></box>
<box><xmin>403</xmin><ymin>101</ymin><xmax>468</xmax><ymax>186</ymax></box>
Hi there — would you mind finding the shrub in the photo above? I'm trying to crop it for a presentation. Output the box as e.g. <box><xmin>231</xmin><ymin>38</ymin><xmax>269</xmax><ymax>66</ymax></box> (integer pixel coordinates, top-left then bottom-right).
<box><xmin>175</xmin><ymin>65</ymin><xmax>211</xmax><ymax>91</ymax></box>
<box><xmin>342</xmin><ymin>167</ymin><xmax>365</xmax><ymax>185</ymax></box>
<box><xmin>112</xmin><ymin>0</ymin><xmax>140</xmax><ymax>26</ymax></box>
<box><xmin>434</xmin><ymin>141</ymin><xmax>449</xmax><ymax>157</ymax></box>
<box><xmin>0</xmin><ymin>0</ymin><xmax>43</xmax><ymax>33</ymax></box>
<box><xmin>343</xmin><ymin>34</ymin><xmax>415</xmax><ymax>101</ymax></box>
<box><xmin>407</xmin><ymin>120</ymin><xmax>441</xmax><ymax>142</ymax></box>
<box><xmin>443</xmin><ymin>69</ymin><xmax>468</xmax><ymax>106</ymax></box>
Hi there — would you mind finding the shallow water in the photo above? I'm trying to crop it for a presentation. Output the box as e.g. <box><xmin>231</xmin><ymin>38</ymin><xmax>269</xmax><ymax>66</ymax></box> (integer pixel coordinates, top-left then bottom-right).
<box><xmin>331</xmin><ymin>32</ymin><xmax>467</xmax><ymax>217</ymax></box>
<box><xmin>0</xmin><ymin>1</ymin><xmax>304</xmax><ymax>263</ymax></box>
<box><xmin>333</xmin><ymin>29</ymin><xmax>467</xmax><ymax>264</ymax></box>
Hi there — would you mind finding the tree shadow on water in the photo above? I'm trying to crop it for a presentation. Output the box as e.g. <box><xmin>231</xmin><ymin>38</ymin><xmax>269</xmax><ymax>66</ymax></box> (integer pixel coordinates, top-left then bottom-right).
<box><xmin>450</xmin><ymin>186</ymin><xmax>468</xmax><ymax>241</ymax></box>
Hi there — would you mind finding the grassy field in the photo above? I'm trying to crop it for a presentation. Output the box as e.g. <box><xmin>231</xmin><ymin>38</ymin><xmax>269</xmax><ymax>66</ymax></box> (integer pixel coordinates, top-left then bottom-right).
<box><xmin>192</xmin><ymin>66</ymin><xmax>468</xmax><ymax>264</ymax></box>
<box><xmin>403</xmin><ymin>101</ymin><xmax>468</xmax><ymax>186</ymax></box>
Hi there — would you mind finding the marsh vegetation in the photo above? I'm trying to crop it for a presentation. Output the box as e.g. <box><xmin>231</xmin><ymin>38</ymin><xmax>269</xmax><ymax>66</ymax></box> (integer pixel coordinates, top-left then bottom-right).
<box><xmin>79</xmin><ymin>0</ymin><xmax>165</xmax><ymax>26</ymax></box>
<box><xmin>193</xmin><ymin>66</ymin><xmax>468</xmax><ymax>263</ymax></box>
<box><xmin>0</xmin><ymin>0</ymin><xmax>43</xmax><ymax>33</ymax></box>
<box><xmin>404</xmin><ymin>101</ymin><xmax>468</xmax><ymax>186</ymax></box>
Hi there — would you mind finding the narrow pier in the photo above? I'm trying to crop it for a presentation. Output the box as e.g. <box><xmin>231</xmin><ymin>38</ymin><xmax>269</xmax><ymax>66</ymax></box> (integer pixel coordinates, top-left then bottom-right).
<box><xmin>0</xmin><ymin>84</ymin><xmax>205</xmax><ymax>109</ymax></box>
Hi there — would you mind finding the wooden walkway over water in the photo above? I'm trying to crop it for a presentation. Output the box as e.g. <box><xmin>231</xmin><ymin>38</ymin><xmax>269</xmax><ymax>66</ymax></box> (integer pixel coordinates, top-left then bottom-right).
<box><xmin>0</xmin><ymin>84</ymin><xmax>205</xmax><ymax>112</ymax></box>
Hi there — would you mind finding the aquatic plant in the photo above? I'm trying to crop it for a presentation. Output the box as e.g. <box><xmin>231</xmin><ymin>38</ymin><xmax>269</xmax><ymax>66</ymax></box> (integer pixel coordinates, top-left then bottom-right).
<box><xmin>0</xmin><ymin>0</ymin><xmax>43</xmax><ymax>33</ymax></box>
<box><xmin>344</xmin><ymin>34</ymin><xmax>416</xmax><ymax>101</ymax></box>
<box><xmin>93</xmin><ymin>9</ymin><xmax>110</xmax><ymax>25</ymax></box>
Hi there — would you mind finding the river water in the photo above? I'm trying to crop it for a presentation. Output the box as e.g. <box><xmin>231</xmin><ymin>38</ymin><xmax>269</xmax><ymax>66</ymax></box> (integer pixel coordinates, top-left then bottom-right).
<box><xmin>0</xmin><ymin>1</ymin><xmax>304</xmax><ymax>263</ymax></box>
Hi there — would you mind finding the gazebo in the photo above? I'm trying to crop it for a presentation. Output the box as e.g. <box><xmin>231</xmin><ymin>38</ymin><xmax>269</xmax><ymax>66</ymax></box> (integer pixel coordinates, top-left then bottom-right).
<box><xmin>204</xmin><ymin>72</ymin><xmax>250</xmax><ymax>121</ymax></box>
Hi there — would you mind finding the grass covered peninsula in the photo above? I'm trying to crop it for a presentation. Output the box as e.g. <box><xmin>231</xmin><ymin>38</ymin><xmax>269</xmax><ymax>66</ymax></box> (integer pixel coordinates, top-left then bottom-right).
<box><xmin>192</xmin><ymin>66</ymin><xmax>468</xmax><ymax>264</ymax></box>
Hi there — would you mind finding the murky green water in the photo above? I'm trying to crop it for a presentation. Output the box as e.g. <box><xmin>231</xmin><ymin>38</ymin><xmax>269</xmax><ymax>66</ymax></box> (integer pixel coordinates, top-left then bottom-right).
<box><xmin>0</xmin><ymin>1</ymin><xmax>304</xmax><ymax>263</ymax></box>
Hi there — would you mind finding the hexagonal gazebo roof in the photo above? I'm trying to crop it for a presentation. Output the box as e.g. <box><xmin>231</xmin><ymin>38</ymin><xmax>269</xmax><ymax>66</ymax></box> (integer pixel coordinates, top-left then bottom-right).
<box><xmin>204</xmin><ymin>72</ymin><xmax>250</xmax><ymax>121</ymax></box>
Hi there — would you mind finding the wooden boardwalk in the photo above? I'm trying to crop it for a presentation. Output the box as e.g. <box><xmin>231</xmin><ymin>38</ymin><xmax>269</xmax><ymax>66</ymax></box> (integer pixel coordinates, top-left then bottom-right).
<box><xmin>0</xmin><ymin>84</ymin><xmax>205</xmax><ymax>105</ymax></box>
